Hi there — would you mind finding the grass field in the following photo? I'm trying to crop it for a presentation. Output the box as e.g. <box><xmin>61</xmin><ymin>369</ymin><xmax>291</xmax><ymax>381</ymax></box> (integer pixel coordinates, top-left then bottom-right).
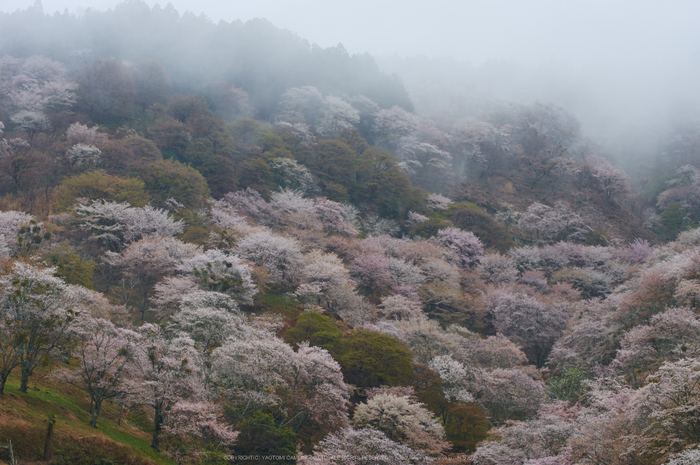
<box><xmin>0</xmin><ymin>368</ymin><xmax>176</xmax><ymax>465</ymax></box>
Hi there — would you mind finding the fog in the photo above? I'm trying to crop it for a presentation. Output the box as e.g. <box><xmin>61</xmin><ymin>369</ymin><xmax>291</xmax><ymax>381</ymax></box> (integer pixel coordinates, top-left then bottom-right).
<box><xmin>2</xmin><ymin>0</ymin><xmax>700</xmax><ymax>164</ymax></box>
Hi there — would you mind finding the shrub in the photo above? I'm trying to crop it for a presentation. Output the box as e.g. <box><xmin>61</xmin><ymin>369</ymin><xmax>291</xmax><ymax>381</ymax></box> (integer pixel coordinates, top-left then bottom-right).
<box><xmin>445</xmin><ymin>202</ymin><xmax>514</xmax><ymax>252</ymax></box>
<box><xmin>44</xmin><ymin>245</ymin><xmax>96</xmax><ymax>288</ymax></box>
<box><xmin>138</xmin><ymin>159</ymin><xmax>210</xmax><ymax>208</ymax></box>
<box><xmin>336</xmin><ymin>330</ymin><xmax>413</xmax><ymax>388</ymax></box>
<box><xmin>283</xmin><ymin>312</ymin><xmax>343</xmax><ymax>352</ymax></box>
<box><xmin>54</xmin><ymin>171</ymin><xmax>149</xmax><ymax>210</ymax></box>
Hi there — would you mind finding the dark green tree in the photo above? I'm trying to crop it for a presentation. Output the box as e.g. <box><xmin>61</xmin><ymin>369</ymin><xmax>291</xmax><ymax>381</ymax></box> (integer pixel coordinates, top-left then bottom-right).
<box><xmin>336</xmin><ymin>330</ymin><xmax>413</xmax><ymax>388</ymax></box>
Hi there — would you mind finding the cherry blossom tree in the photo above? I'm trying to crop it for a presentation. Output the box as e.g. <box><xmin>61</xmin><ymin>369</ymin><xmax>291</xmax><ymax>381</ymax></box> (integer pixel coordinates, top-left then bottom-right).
<box><xmin>162</xmin><ymin>400</ymin><xmax>238</xmax><ymax>459</ymax></box>
<box><xmin>378</xmin><ymin>295</ymin><xmax>426</xmax><ymax>321</ymax></box>
<box><xmin>106</xmin><ymin>236</ymin><xmax>200</xmax><ymax>318</ymax></box>
<box><xmin>547</xmin><ymin>311</ymin><xmax>620</xmax><ymax>373</ymax></box>
<box><xmin>0</xmin><ymin>263</ymin><xmax>79</xmax><ymax>393</ymax></box>
<box><xmin>10</xmin><ymin>110</ymin><xmax>50</xmax><ymax>141</ymax></box>
<box><xmin>353</xmin><ymin>393</ymin><xmax>449</xmax><ymax>455</ymax></box>
<box><xmin>426</xmin><ymin>193</ymin><xmax>453</xmax><ymax>211</ymax></box>
<box><xmin>517</xmin><ymin>202</ymin><xmax>589</xmax><ymax>244</ymax></box>
<box><xmin>76</xmin><ymin>200</ymin><xmax>184</xmax><ymax>251</ymax></box>
<box><xmin>665</xmin><ymin>448</ymin><xmax>700</xmax><ymax>465</ymax></box>
<box><xmin>371</xmin><ymin>106</ymin><xmax>419</xmax><ymax>152</ymax></box>
<box><xmin>612</xmin><ymin>307</ymin><xmax>700</xmax><ymax>386</ymax></box>
<box><xmin>393</xmin><ymin>318</ymin><xmax>464</xmax><ymax>365</ymax></box>
<box><xmin>274</xmin><ymin>121</ymin><xmax>317</xmax><ymax>148</ymax></box>
<box><xmin>610</xmin><ymin>239</ymin><xmax>654</xmax><ymax>265</ymax></box>
<box><xmin>299</xmin><ymin>427</ymin><xmax>429</xmax><ymax>465</ymax></box>
<box><xmin>0</xmin><ymin>210</ymin><xmax>35</xmax><ymax>256</ymax></box>
<box><xmin>585</xmin><ymin>156</ymin><xmax>631</xmax><ymax>204</ymax></box>
<box><xmin>295</xmin><ymin>250</ymin><xmax>367</xmax><ymax>325</ymax></box>
<box><xmin>0</xmin><ymin>55</ymin><xmax>76</xmax><ymax>112</ymax></box>
<box><xmin>428</xmin><ymin>355</ymin><xmax>475</xmax><ymax>403</ymax></box>
<box><xmin>435</xmin><ymin>227</ymin><xmax>484</xmax><ymax>269</ymax></box>
<box><xmin>407</xmin><ymin>211</ymin><xmax>429</xmax><ymax>226</ymax></box>
<box><xmin>61</xmin><ymin>317</ymin><xmax>137</xmax><ymax>427</ymax></box>
<box><xmin>169</xmin><ymin>299</ymin><xmax>243</xmax><ymax>358</ymax></box>
<box><xmin>636</xmin><ymin>357</ymin><xmax>700</xmax><ymax>446</ymax></box>
<box><xmin>313</xmin><ymin>197</ymin><xmax>359</xmax><ymax>236</ymax></box>
<box><xmin>210</xmin><ymin>325</ymin><xmax>297</xmax><ymax>409</ymax></box>
<box><xmin>209</xmin><ymin>199</ymin><xmax>247</xmax><ymax>230</ymax></box>
<box><xmin>66</xmin><ymin>122</ymin><xmax>109</xmax><ymax>147</ymax></box>
<box><xmin>474</xmin><ymin>368</ymin><xmax>546</xmax><ymax>424</ymax></box>
<box><xmin>317</xmin><ymin>96</ymin><xmax>360</xmax><ymax>137</ymax></box>
<box><xmin>66</xmin><ymin>143</ymin><xmax>102</xmax><ymax>169</ymax></box>
<box><xmin>350</xmin><ymin>252</ymin><xmax>393</xmax><ymax>301</ymax></box>
<box><xmin>177</xmin><ymin>249</ymin><xmax>257</xmax><ymax>305</ymax></box>
<box><xmin>236</xmin><ymin>230</ymin><xmax>304</xmax><ymax>286</ymax></box>
<box><xmin>270</xmin><ymin>157</ymin><xmax>319</xmax><ymax>194</ymax></box>
<box><xmin>276</xmin><ymin>86</ymin><xmax>325</xmax><ymax>125</ymax></box>
<box><xmin>471</xmin><ymin>442</ymin><xmax>527</xmax><ymax>465</ymax></box>
<box><xmin>464</xmin><ymin>334</ymin><xmax>529</xmax><ymax>369</ymax></box>
<box><xmin>285</xmin><ymin>343</ymin><xmax>351</xmax><ymax>440</ymax></box>
<box><xmin>222</xmin><ymin>188</ymin><xmax>278</xmax><ymax>225</ymax></box>
<box><xmin>477</xmin><ymin>253</ymin><xmax>518</xmax><ymax>284</ymax></box>
<box><xmin>211</xmin><ymin>329</ymin><xmax>350</xmax><ymax>441</ymax></box>
<box><xmin>487</xmin><ymin>291</ymin><xmax>568</xmax><ymax>367</ymax></box>
<box><xmin>473</xmin><ymin>417</ymin><xmax>576</xmax><ymax>464</ymax></box>
<box><xmin>676</xmin><ymin>227</ymin><xmax>700</xmax><ymax>247</ymax></box>
<box><xmin>127</xmin><ymin>323</ymin><xmax>203</xmax><ymax>451</ymax></box>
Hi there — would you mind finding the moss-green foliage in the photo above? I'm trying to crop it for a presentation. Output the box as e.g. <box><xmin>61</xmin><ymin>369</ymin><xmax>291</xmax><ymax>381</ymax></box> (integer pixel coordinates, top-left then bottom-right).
<box><xmin>237</xmin><ymin>158</ymin><xmax>275</xmax><ymax>196</ymax></box>
<box><xmin>231</xmin><ymin>412</ymin><xmax>297</xmax><ymax>465</ymax></box>
<box><xmin>657</xmin><ymin>201</ymin><xmax>687</xmax><ymax>241</ymax></box>
<box><xmin>55</xmin><ymin>171</ymin><xmax>150</xmax><ymax>210</ymax></box>
<box><xmin>74</xmin><ymin>58</ymin><xmax>136</xmax><ymax>125</ymax></box>
<box><xmin>410</xmin><ymin>216</ymin><xmax>453</xmax><ymax>239</ymax></box>
<box><xmin>200</xmin><ymin>443</ymin><xmax>233</xmax><ymax>465</ymax></box>
<box><xmin>445</xmin><ymin>202</ymin><xmax>515</xmax><ymax>252</ymax></box>
<box><xmin>410</xmin><ymin>364</ymin><xmax>489</xmax><ymax>453</ymax></box>
<box><xmin>227</xmin><ymin>119</ymin><xmax>265</xmax><ymax>146</ymax></box>
<box><xmin>182</xmin><ymin>132</ymin><xmax>238</xmax><ymax>198</ymax></box>
<box><xmin>551</xmin><ymin>267</ymin><xmax>611</xmax><ymax>299</ymax></box>
<box><xmin>419</xmin><ymin>280</ymin><xmax>469</xmax><ymax>324</ymax></box>
<box><xmin>295</xmin><ymin>140</ymin><xmax>421</xmax><ymax>218</ymax></box>
<box><xmin>301</xmin><ymin>140</ymin><xmax>356</xmax><ymax>202</ymax></box>
<box><xmin>44</xmin><ymin>245</ymin><xmax>96</xmax><ymax>288</ymax></box>
<box><xmin>584</xmin><ymin>229</ymin><xmax>608</xmax><ymax>246</ymax></box>
<box><xmin>335</xmin><ymin>330</ymin><xmax>413</xmax><ymax>388</ymax></box>
<box><xmin>283</xmin><ymin>312</ymin><xmax>343</xmax><ymax>352</ymax></box>
<box><xmin>643</xmin><ymin>173</ymin><xmax>678</xmax><ymax>203</ymax></box>
<box><xmin>547</xmin><ymin>366</ymin><xmax>592</xmax><ymax>402</ymax></box>
<box><xmin>444</xmin><ymin>403</ymin><xmax>490</xmax><ymax>452</ymax></box>
<box><xmin>139</xmin><ymin>159</ymin><xmax>210</xmax><ymax>208</ymax></box>
<box><xmin>15</xmin><ymin>219</ymin><xmax>51</xmax><ymax>257</ymax></box>
<box><xmin>100</xmin><ymin>137</ymin><xmax>162</xmax><ymax>176</ymax></box>
<box><xmin>175</xmin><ymin>208</ymin><xmax>211</xmax><ymax>246</ymax></box>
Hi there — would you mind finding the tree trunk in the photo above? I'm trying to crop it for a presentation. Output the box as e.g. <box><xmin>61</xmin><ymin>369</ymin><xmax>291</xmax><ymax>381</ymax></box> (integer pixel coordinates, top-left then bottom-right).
<box><xmin>90</xmin><ymin>399</ymin><xmax>103</xmax><ymax>428</ymax></box>
<box><xmin>43</xmin><ymin>415</ymin><xmax>56</xmax><ymax>461</ymax></box>
<box><xmin>20</xmin><ymin>367</ymin><xmax>31</xmax><ymax>393</ymax></box>
<box><xmin>0</xmin><ymin>373</ymin><xmax>8</xmax><ymax>396</ymax></box>
<box><xmin>151</xmin><ymin>403</ymin><xmax>163</xmax><ymax>450</ymax></box>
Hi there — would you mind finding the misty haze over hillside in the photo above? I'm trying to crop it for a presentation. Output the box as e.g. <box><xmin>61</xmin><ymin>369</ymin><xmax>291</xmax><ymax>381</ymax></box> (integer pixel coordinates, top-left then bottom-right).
<box><xmin>3</xmin><ymin>0</ymin><xmax>700</xmax><ymax>166</ymax></box>
<box><xmin>4</xmin><ymin>2</ymin><xmax>700</xmax><ymax>464</ymax></box>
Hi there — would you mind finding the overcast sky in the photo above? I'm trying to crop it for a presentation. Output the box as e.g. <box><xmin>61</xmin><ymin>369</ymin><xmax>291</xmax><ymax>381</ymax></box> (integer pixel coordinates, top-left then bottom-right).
<box><xmin>2</xmin><ymin>0</ymin><xmax>699</xmax><ymax>67</ymax></box>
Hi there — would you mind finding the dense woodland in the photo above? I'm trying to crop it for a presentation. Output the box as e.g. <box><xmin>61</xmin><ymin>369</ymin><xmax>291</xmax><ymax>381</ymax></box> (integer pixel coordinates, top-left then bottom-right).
<box><xmin>1</xmin><ymin>2</ymin><xmax>700</xmax><ymax>465</ymax></box>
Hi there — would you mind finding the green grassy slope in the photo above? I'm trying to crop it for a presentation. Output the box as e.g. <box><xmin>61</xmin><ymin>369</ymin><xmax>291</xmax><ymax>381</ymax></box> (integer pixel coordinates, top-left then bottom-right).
<box><xmin>0</xmin><ymin>369</ymin><xmax>175</xmax><ymax>465</ymax></box>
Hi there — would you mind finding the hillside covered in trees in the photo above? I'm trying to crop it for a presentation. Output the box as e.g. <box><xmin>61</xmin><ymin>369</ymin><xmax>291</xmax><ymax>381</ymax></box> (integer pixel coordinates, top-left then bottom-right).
<box><xmin>1</xmin><ymin>2</ymin><xmax>700</xmax><ymax>464</ymax></box>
